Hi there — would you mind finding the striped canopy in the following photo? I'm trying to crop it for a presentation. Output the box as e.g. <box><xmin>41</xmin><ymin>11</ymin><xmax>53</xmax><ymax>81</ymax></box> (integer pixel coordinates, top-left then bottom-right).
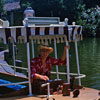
<box><xmin>0</xmin><ymin>25</ymin><xmax>82</xmax><ymax>44</ymax></box>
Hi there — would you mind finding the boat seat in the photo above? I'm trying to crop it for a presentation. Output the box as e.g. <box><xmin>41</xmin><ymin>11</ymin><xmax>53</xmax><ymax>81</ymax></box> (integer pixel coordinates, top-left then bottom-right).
<box><xmin>23</xmin><ymin>17</ymin><xmax>60</xmax><ymax>27</ymax></box>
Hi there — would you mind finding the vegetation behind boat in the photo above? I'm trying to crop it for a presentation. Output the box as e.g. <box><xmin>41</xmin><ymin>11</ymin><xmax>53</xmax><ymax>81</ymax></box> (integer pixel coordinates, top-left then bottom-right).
<box><xmin>0</xmin><ymin>0</ymin><xmax>100</xmax><ymax>37</ymax></box>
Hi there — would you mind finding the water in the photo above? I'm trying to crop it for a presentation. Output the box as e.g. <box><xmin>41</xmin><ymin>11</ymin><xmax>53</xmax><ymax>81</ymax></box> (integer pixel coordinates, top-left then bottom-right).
<box><xmin>69</xmin><ymin>38</ymin><xmax>100</xmax><ymax>90</ymax></box>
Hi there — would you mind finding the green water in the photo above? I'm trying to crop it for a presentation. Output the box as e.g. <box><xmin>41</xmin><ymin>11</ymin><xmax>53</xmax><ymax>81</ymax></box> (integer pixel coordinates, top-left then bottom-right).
<box><xmin>1</xmin><ymin>38</ymin><xmax>100</xmax><ymax>90</ymax></box>
<box><xmin>71</xmin><ymin>38</ymin><xmax>100</xmax><ymax>90</ymax></box>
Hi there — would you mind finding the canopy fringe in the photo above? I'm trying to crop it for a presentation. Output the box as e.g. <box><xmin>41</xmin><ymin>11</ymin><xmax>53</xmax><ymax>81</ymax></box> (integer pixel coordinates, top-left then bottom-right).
<box><xmin>29</xmin><ymin>35</ymin><xmax>68</xmax><ymax>45</ymax></box>
<box><xmin>2</xmin><ymin>34</ymin><xmax>82</xmax><ymax>44</ymax></box>
<box><xmin>18</xmin><ymin>36</ymin><xmax>25</xmax><ymax>44</ymax></box>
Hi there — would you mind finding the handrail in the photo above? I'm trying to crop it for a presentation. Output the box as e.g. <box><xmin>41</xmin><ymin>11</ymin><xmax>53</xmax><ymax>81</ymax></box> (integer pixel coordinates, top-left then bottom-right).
<box><xmin>51</xmin><ymin>71</ymin><xmax>86</xmax><ymax>79</ymax></box>
<box><xmin>0</xmin><ymin>62</ymin><xmax>86</xmax><ymax>79</ymax></box>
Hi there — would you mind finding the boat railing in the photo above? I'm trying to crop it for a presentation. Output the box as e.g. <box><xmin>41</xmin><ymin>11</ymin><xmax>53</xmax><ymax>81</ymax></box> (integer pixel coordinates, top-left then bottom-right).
<box><xmin>0</xmin><ymin>62</ymin><xmax>86</xmax><ymax>80</ymax></box>
<box><xmin>51</xmin><ymin>71</ymin><xmax>86</xmax><ymax>79</ymax></box>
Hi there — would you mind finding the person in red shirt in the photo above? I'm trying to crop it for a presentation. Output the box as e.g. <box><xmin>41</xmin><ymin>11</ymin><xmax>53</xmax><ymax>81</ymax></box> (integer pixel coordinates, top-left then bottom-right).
<box><xmin>31</xmin><ymin>45</ymin><xmax>69</xmax><ymax>82</ymax></box>
<box><xmin>30</xmin><ymin>45</ymin><xmax>70</xmax><ymax>94</ymax></box>
<box><xmin>1</xmin><ymin>45</ymin><xmax>70</xmax><ymax>97</ymax></box>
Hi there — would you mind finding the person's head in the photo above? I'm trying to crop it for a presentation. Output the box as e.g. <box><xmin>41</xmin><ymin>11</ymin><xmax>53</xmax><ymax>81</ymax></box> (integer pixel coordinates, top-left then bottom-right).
<box><xmin>38</xmin><ymin>45</ymin><xmax>53</xmax><ymax>58</ymax></box>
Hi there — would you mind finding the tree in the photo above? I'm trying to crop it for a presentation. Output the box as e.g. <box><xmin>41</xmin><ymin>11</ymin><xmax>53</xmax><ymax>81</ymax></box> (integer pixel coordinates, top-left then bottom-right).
<box><xmin>77</xmin><ymin>5</ymin><xmax>100</xmax><ymax>37</ymax></box>
<box><xmin>0</xmin><ymin>0</ymin><xmax>5</xmax><ymax>17</ymax></box>
<box><xmin>59</xmin><ymin>0</ymin><xmax>83</xmax><ymax>22</ymax></box>
<box><xmin>82</xmin><ymin>0</ymin><xmax>100</xmax><ymax>8</ymax></box>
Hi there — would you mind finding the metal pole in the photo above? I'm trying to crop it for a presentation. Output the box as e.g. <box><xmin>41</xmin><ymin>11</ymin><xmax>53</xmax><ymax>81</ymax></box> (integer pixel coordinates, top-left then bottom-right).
<box><xmin>27</xmin><ymin>43</ymin><xmax>33</xmax><ymax>96</ymax></box>
<box><xmin>54</xmin><ymin>39</ymin><xmax>59</xmax><ymax>79</ymax></box>
<box><xmin>75</xmin><ymin>40</ymin><xmax>81</xmax><ymax>86</ymax></box>
<box><xmin>66</xmin><ymin>41</ymin><xmax>70</xmax><ymax>83</ymax></box>
<box><xmin>12</xmin><ymin>43</ymin><xmax>16</xmax><ymax>75</ymax></box>
<box><xmin>32</xmin><ymin>40</ymin><xmax>35</xmax><ymax>58</ymax></box>
<box><xmin>47</xmin><ymin>83</ymin><xmax>50</xmax><ymax>98</ymax></box>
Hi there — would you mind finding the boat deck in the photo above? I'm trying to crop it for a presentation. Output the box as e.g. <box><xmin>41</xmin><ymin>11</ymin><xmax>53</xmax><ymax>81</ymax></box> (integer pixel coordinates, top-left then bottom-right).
<box><xmin>0</xmin><ymin>87</ymin><xmax>100</xmax><ymax>100</ymax></box>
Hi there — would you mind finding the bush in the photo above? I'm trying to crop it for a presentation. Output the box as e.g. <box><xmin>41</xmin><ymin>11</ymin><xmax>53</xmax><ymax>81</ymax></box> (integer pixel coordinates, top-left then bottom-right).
<box><xmin>77</xmin><ymin>5</ymin><xmax>100</xmax><ymax>37</ymax></box>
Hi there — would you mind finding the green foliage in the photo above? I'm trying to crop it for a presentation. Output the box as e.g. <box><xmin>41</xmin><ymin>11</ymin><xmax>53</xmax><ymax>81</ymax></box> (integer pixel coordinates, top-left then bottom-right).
<box><xmin>0</xmin><ymin>0</ymin><xmax>5</xmax><ymax>13</ymax></box>
<box><xmin>83</xmin><ymin>0</ymin><xmax>100</xmax><ymax>8</ymax></box>
<box><xmin>21</xmin><ymin>2</ymin><xmax>31</xmax><ymax>10</ymax></box>
<box><xmin>77</xmin><ymin>5</ymin><xmax>100</xmax><ymax>37</ymax></box>
<box><xmin>20</xmin><ymin>0</ymin><xmax>82</xmax><ymax>21</ymax></box>
<box><xmin>60</xmin><ymin>0</ymin><xmax>82</xmax><ymax>21</ymax></box>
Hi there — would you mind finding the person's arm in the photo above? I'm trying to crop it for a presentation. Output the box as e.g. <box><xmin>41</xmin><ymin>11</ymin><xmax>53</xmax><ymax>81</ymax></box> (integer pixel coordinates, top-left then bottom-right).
<box><xmin>34</xmin><ymin>73</ymin><xmax>49</xmax><ymax>81</ymax></box>
<box><xmin>50</xmin><ymin>45</ymin><xmax>70</xmax><ymax>66</ymax></box>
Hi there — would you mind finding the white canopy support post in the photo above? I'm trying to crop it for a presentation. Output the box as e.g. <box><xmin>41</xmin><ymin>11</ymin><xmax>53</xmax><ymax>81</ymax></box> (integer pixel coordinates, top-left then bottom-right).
<box><xmin>12</xmin><ymin>43</ymin><xmax>16</xmax><ymax>75</ymax></box>
<box><xmin>66</xmin><ymin>41</ymin><xmax>70</xmax><ymax>83</ymax></box>
<box><xmin>32</xmin><ymin>40</ymin><xmax>35</xmax><ymax>58</ymax></box>
<box><xmin>27</xmin><ymin>42</ymin><xmax>33</xmax><ymax>96</ymax></box>
<box><xmin>75</xmin><ymin>40</ymin><xmax>81</xmax><ymax>86</ymax></box>
<box><xmin>54</xmin><ymin>39</ymin><xmax>59</xmax><ymax>79</ymax></box>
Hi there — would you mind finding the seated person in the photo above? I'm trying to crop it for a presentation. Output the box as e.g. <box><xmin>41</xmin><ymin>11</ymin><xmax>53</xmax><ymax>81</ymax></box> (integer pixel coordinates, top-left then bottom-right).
<box><xmin>0</xmin><ymin>45</ymin><xmax>69</xmax><ymax>97</ymax></box>
<box><xmin>31</xmin><ymin>45</ymin><xmax>70</xmax><ymax>94</ymax></box>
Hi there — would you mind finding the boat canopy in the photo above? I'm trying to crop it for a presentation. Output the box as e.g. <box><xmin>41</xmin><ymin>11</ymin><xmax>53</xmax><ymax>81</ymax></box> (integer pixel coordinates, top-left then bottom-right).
<box><xmin>0</xmin><ymin>25</ymin><xmax>82</xmax><ymax>44</ymax></box>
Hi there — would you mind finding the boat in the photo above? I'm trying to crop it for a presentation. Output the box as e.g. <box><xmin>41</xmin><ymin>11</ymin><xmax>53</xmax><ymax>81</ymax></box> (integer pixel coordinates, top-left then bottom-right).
<box><xmin>0</xmin><ymin>8</ymin><xmax>99</xmax><ymax>100</ymax></box>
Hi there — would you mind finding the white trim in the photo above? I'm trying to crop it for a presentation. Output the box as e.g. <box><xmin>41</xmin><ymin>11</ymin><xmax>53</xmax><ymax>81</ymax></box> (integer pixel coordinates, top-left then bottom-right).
<box><xmin>21</xmin><ymin>27</ymin><xmax>27</xmax><ymax>43</ymax></box>
<box><xmin>30</xmin><ymin>27</ymin><xmax>35</xmax><ymax>35</ymax></box>
<box><xmin>27</xmin><ymin>43</ymin><xmax>32</xmax><ymax>96</ymax></box>
<box><xmin>58</xmin><ymin>27</ymin><xmax>64</xmax><ymax>35</ymax></box>
<box><xmin>66</xmin><ymin>41</ymin><xmax>70</xmax><ymax>83</ymax></box>
<box><xmin>54</xmin><ymin>39</ymin><xmax>59</xmax><ymax>79</ymax></box>
<box><xmin>32</xmin><ymin>40</ymin><xmax>35</xmax><ymax>58</ymax></box>
<box><xmin>51</xmin><ymin>71</ymin><xmax>86</xmax><ymax>79</ymax></box>
<box><xmin>75</xmin><ymin>40</ymin><xmax>81</xmax><ymax>85</ymax></box>
<box><xmin>49</xmin><ymin>27</ymin><xmax>54</xmax><ymax>35</ymax></box>
<box><xmin>40</xmin><ymin>27</ymin><xmax>45</xmax><ymax>35</ymax></box>
<box><xmin>12</xmin><ymin>44</ymin><xmax>16</xmax><ymax>75</ymax></box>
<box><xmin>11</xmin><ymin>28</ymin><xmax>16</xmax><ymax>43</ymax></box>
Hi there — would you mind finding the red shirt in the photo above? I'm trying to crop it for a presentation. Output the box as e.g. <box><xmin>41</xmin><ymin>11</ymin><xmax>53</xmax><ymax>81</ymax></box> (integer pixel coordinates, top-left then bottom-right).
<box><xmin>30</xmin><ymin>56</ymin><xmax>66</xmax><ymax>79</ymax></box>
